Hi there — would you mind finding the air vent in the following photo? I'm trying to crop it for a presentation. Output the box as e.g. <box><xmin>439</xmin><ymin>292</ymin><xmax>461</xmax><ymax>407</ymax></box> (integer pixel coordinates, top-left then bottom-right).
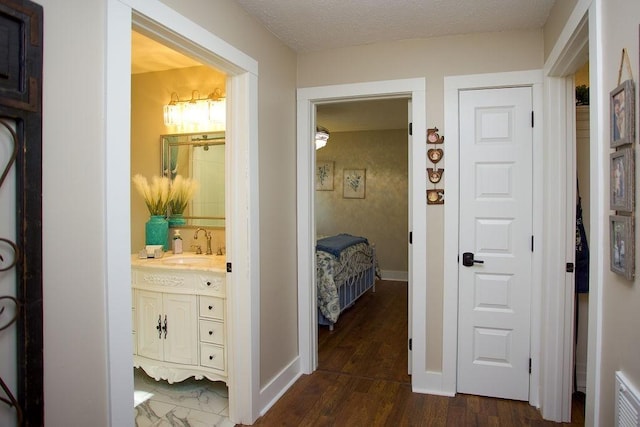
<box><xmin>616</xmin><ymin>371</ymin><xmax>640</xmax><ymax>427</ymax></box>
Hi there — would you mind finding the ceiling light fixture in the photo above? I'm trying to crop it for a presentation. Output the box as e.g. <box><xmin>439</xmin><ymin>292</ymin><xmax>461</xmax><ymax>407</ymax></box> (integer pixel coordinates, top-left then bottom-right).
<box><xmin>163</xmin><ymin>88</ymin><xmax>226</xmax><ymax>130</ymax></box>
<box><xmin>315</xmin><ymin>126</ymin><xmax>330</xmax><ymax>150</ymax></box>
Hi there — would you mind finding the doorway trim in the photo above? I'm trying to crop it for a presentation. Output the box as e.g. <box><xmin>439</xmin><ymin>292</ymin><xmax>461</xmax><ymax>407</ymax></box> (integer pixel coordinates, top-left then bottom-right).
<box><xmin>106</xmin><ymin>0</ymin><xmax>260</xmax><ymax>424</ymax></box>
<box><xmin>296</xmin><ymin>78</ymin><xmax>430</xmax><ymax>389</ymax></box>
<box><xmin>443</xmin><ymin>70</ymin><xmax>544</xmax><ymax>401</ymax></box>
<box><xmin>542</xmin><ymin>0</ymin><xmax>597</xmax><ymax>422</ymax></box>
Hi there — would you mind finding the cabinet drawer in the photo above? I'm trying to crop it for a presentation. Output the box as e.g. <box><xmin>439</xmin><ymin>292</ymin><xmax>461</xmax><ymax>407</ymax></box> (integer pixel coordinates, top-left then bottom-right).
<box><xmin>199</xmin><ymin>319</ymin><xmax>224</xmax><ymax>345</ymax></box>
<box><xmin>199</xmin><ymin>296</ymin><xmax>225</xmax><ymax>320</ymax></box>
<box><xmin>200</xmin><ymin>343</ymin><xmax>225</xmax><ymax>370</ymax></box>
<box><xmin>196</xmin><ymin>274</ymin><xmax>225</xmax><ymax>296</ymax></box>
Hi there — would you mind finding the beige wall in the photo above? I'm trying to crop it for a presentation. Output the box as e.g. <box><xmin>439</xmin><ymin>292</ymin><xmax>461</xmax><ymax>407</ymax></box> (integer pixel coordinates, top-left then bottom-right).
<box><xmin>39</xmin><ymin>0</ymin><xmax>297</xmax><ymax>424</ymax></box>
<box><xmin>299</xmin><ymin>29</ymin><xmax>543</xmax><ymax>371</ymax></box>
<box><xmin>543</xmin><ymin>0</ymin><xmax>579</xmax><ymax>61</ymax></box>
<box><xmin>39</xmin><ymin>0</ymin><xmax>110</xmax><ymax>424</ymax></box>
<box><xmin>316</xmin><ymin>129</ymin><xmax>409</xmax><ymax>273</ymax></box>
<box><xmin>599</xmin><ymin>0</ymin><xmax>640</xmax><ymax>423</ymax></box>
<box><xmin>131</xmin><ymin>65</ymin><xmax>226</xmax><ymax>251</ymax></box>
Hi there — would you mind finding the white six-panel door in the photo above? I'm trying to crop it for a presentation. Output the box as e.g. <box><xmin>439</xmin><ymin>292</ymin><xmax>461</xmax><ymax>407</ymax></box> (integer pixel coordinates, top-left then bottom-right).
<box><xmin>457</xmin><ymin>86</ymin><xmax>533</xmax><ymax>401</ymax></box>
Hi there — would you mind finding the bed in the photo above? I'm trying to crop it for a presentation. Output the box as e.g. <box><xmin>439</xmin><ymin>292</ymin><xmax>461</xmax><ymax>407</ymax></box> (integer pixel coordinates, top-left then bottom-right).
<box><xmin>316</xmin><ymin>234</ymin><xmax>379</xmax><ymax>330</ymax></box>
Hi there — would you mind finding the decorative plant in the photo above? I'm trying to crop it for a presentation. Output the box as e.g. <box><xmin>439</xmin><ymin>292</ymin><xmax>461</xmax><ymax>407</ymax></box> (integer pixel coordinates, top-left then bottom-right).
<box><xmin>132</xmin><ymin>174</ymin><xmax>171</xmax><ymax>216</ymax></box>
<box><xmin>168</xmin><ymin>174</ymin><xmax>199</xmax><ymax>215</ymax></box>
<box><xmin>576</xmin><ymin>85</ymin><xmax>589</xmax><ymax>105</ymax></box>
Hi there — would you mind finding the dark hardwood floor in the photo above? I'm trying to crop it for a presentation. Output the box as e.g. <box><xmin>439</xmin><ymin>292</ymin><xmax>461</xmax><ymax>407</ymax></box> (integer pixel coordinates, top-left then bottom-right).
<box><xmin>241</xmin><ymin>280</ymin><xmax>585</xmax><ymax>426</ymax></box>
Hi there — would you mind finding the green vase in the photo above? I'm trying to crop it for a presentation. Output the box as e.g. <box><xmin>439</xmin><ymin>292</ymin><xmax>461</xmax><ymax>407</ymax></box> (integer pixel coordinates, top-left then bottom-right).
<box><xmin>168</xmin><ymin>213</ymin><xmax>187</xmax><ymax>227</ymax></box>
<box><xmin>145</xmin><ymin>215</ymin><xmax>169</xmax><ymax>250</ymax></box>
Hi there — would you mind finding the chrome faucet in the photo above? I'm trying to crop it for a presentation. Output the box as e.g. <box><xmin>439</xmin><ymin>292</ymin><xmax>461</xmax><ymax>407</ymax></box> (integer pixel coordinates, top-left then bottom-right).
<box><xmin>194</xmin><ymin>228</ymin><xmax>213</xmax><ymax>255</ymax></box>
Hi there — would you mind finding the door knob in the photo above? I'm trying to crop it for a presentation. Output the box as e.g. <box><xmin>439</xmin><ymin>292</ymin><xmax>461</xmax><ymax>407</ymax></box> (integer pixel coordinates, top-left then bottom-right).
<box><xmin>462</xmin><ymin>252</ymin><xmax>484</xmax><ymax>267</ymax></box>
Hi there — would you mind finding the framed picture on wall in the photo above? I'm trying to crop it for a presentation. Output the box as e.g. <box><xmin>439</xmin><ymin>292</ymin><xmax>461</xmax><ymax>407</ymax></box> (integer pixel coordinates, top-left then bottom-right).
<box><xmin>315</xmin><ymin>161</ymin><xmax>334</xmax><ymax>191</ymax></box>
<box><xmin>610</xmin><ymin>79</ymin><xmax>635</xmax><ymax>147</ymax></box>
<box><xmin>343</xmin><ymin>168</ymin><xmax>366</xmax><ymax>199</ymax></box>
<box><xmin>610</xmin><ymin>147</ymin><xmax>635</xmax><ymax>212</ymax></box>
<box><xmin>610</xmin><ymin>214</ymin><xmax>635</xmax><ymax>280</ymax></box>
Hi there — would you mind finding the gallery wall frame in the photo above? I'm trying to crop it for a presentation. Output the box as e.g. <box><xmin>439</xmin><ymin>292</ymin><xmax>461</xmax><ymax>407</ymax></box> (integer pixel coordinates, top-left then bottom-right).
<box><xmin>610</xmin><ymin>79</ymin><xmax>635</xmax><ymax>148</ymax></box>
<box><xmin>610</xmin><ymin>146</ymin><xmax>635</xmax><ymax>212</ymax></box>
<box><xmin>610</xmin><ymin>214</ymin><xmax>634</xmax><ymax>280</ymax></box>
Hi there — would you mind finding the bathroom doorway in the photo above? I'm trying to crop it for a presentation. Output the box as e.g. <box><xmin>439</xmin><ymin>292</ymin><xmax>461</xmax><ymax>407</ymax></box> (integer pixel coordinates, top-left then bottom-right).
<box><xmin>104</xmin><ymin>3</ymin><xmax>260</xmax><ymax>423</ymax></box>
<box><xmin>130</xmin><ymin>30</ymin><xmax>232</xmax><ymax>425</ymax></box>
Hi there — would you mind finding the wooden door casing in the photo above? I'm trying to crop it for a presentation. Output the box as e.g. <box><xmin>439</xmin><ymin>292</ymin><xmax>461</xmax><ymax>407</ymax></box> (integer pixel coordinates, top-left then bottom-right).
<box><xmin>0</xmin><ymin>1</ymin><xmax>43</xmax><ymax>426</ymax></box>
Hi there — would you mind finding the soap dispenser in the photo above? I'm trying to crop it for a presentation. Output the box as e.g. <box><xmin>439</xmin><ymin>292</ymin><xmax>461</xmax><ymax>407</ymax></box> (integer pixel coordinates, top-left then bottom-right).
<box><xmin>172</xmin><ymin>230</ymin><xmax>183</xmax><ymax>254</ymax></box>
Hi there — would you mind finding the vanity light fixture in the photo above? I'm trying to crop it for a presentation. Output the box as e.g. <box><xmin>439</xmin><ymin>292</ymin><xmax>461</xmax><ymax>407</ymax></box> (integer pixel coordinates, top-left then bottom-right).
<box><xmin>163</xmin><ymin>88</ymin><xmax>226</xmax><ymax>130</ymax></box>
<box><xmin>315</xmin><ymin>126</ymin><xmax>330</xmax><ymax>150</ymax></box>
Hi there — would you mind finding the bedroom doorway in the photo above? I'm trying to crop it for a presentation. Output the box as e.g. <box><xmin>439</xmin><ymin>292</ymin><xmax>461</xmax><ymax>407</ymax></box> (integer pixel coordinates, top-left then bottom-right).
<box><xmin>296</xmin><ymin>78</ymin><xmax>429</xmax><ymax>391</ymax></box>
<box><xmin>314</xmin><ymin>98</ymin><xmax>410</xmax><ymax>368</ymax></box>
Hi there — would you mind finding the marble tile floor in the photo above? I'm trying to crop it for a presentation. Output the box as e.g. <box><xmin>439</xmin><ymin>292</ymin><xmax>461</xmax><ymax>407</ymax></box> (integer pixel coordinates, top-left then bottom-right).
<box><xmin>134</xmin><ymin>368</ymin><xmax>235</xmax><ymax>427</ymax></box>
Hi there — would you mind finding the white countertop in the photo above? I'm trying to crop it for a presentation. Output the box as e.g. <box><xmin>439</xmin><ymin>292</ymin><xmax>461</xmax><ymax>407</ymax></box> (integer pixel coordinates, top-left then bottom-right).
<box><xmin>131</xmin><ymin>251</ymin><xmax>226</xmax><ymax>273</ymax></box>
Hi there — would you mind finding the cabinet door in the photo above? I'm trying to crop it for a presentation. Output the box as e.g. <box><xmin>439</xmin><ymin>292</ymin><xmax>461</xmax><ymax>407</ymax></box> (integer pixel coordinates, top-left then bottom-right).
<box><xmin>137</xmin><ymin>290</ymin><xmax>163</xmax><ymax>361</ymax></box>
<box><xmin>163</xmin><ymin>293</ymin><xmax>198</xmax><ymax>365</ymax></box>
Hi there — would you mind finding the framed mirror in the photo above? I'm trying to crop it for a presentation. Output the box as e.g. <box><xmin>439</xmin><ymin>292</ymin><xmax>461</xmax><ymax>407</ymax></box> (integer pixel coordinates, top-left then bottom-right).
<box><xmin>162</xmin><ymin>132</ymin><xmax>225</xmax><ymax>228</ymax></box>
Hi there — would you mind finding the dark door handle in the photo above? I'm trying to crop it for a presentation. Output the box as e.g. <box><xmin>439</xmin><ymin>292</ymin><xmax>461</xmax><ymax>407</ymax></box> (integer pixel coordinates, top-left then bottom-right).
<box><xmin>462</xmin><ymin>252</ymin><xmax>484</xmax><ymax>267</ymax></box>
<box><xmin>156</xmin><ymin>315</ymin><xmax>162</xmax><ymax>339</ymax></box>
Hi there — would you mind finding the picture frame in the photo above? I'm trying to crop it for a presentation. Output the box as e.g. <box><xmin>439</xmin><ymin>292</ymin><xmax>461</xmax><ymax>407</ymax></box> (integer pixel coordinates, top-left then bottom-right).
<box><xmin>610</xmin><ymin>214</ymin><xmax>634</xmax><ymax>280</ymax></box>
<box><xmin>315</xmin><ymin>161</ymin><xmax>334</xmax><ymax>191</ymax></box>
<box><xmin>343</xmin><ymin>168</ymin><xmax>366</xmax><ymax>199</ymax></box>
<box><xmin>610</xmin><ymin>79</ymin><xmax>635</xmax><ymax>147</ymax></box>
<box><xmin>610</xmin><ymin>147</ymin><xmax>635</xmax><ymax>212</ymax></box>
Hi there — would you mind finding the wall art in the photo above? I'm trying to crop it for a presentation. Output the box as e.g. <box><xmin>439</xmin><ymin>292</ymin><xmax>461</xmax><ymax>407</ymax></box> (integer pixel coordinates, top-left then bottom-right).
<box><xmin>343</xmin><ymin>168</ymin><xmax>366</xmax><ymax>199</ymax></box>
<box><xmin>610</xmin><ymin>214</ymin><xmax>634</xmax><ymax>280</ymax></box>
<box><xmin>610</xmin><ymin>79</ymin><xmax>635</xmax><ymax>147</ymax></box>
<box><xmin>316</xmin><ymin>161</ymin><xmax>334</xmax><ymax>191</ymax></box>
<box><xmin>610</xmin><ymin>147</ymin><xmax>635</xmax><ymax>212</ymax></box>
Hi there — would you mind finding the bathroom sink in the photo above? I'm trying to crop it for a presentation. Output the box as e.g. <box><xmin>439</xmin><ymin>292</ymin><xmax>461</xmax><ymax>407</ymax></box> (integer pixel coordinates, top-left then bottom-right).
<box><xmin>161</xmin><ymin>256</ymin><xmax>214</xmax><ymax>266</ymax></box>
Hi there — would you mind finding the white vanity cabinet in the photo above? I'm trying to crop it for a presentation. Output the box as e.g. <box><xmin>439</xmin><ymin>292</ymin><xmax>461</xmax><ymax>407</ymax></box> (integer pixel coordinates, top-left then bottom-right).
<box><xmin>131</xmin><ymin>255</ymin><xmax>227</xmax><ymax>384</ymax></box>
<box><xmin>136</xmin><ymin>291</ymin><xmax>198</xmax><ymax>365</ymax></box>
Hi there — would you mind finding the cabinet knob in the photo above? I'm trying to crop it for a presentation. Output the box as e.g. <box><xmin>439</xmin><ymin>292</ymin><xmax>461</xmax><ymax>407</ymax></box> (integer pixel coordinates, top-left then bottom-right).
<box><xmin>208</xmin><ymin>305</ymin><xmax>213</xmax><ymax>310</ymax></box>
<box><xmin>209</xmin><ymin>355</ymin><xmax>215</xmax><ymax>360</ymax></box>
<box><xmin>206</xmin><ymin>281</ymin><xmax>211</xmax><ymax>286</ymax></box>
<box><xmin>209</xmin><ymin>330</ymin><xmax>213</xmax><ymax>336</ymax></box>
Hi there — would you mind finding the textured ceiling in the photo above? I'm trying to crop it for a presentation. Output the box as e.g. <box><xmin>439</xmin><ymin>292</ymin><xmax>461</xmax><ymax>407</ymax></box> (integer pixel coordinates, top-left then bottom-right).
<box><xmin>233</xmin><ymin>0</ymin><xmax>556</xmax><ymax>53</ymax></box>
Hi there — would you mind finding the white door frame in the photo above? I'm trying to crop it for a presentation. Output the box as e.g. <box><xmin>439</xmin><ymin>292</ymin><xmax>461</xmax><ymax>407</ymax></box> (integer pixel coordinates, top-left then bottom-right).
<box><xmin>443</xmin><ymin>70</ymin><xmax>544</xmax><ymax>402</ymax></box>
<box><xmin>106</xmin><ymin>0</ymin><xmax>260</xmax><ymax>424</ymax></box>
<box><xmin>542</xmin><ymin>1</ymin><xmax>600</xmax><ymax>423</ymax></box>
<box><xmin>296</xmin><ymin>79</ymin><xmax>431</xmax><ymax>390</ymax></box>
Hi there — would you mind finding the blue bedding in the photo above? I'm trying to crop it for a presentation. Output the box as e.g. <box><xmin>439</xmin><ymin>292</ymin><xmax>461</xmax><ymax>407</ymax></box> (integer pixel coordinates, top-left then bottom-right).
<box><xmin>316</xmin><ymin>233</ymin><xmax>368</xmax><ymax>257</ymax></box>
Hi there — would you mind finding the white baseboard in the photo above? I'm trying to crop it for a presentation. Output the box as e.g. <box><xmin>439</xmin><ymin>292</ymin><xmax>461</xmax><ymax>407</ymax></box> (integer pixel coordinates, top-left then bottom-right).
<box><xmin>411</xmin><ymin>370</ymin><xmax>456</xmax><ymax>397</ymax></box>
<box><xmin>381</xmin><ymin>270</ymin><xmax>408</xmax><ymax>281</ymax></box>
<box><xmin>259</xmin><ymin>356</ymin><xmax>302</xmax><ymax>417</ymax></box>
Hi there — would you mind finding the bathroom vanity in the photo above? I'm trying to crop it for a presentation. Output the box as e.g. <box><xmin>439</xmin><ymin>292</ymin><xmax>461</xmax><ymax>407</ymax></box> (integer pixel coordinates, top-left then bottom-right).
<box><xmin>131</xmin><ymin>253</ymin><xmax>227</xmax><ymax>384</ymax></box>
